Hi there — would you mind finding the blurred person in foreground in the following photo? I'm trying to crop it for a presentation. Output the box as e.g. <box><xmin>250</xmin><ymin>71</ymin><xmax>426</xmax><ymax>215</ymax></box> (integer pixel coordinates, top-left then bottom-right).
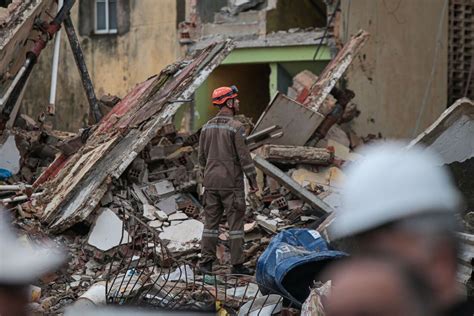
<box><xmin>329</xmin><ymin>142</ymin><xmax>474</xmax><ymax>316</ymax></box>
<box><xmin>323</xmin><ymin>256</ymin><xmax>435</xmax><ymax>316</ymax></box>
<box><xmin>0</xmin><ymin>212</ymin><xmax>65</xmax><ymax>316</ymax></box>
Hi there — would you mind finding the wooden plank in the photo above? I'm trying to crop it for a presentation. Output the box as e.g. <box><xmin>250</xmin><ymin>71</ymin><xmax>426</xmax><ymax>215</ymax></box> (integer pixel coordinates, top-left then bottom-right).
<box><xmin>252</xmin><ymin>93</ymin><xmax>325</xmax><ymax>146</ymax></box>
<box><xmin>304</xmin><ymin>30</ymin><xmax>370</xmax><ymax>113</ymax></box>
<box><xmin>253</xmin><ymin>155</ymin><xmax>333</xmax><ymax>216</ymax></box>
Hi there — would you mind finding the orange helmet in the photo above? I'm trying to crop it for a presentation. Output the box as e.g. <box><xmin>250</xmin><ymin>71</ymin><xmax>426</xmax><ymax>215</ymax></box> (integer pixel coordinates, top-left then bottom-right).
<box><xmin>211</xmin><ymin>85</ymin><xmax>238</xmax><ymax>105</ymax></box>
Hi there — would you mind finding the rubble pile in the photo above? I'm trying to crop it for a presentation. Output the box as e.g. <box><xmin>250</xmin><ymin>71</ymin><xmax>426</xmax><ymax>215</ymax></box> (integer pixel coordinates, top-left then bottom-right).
<box><xmin>0</xmin><ymin>117</ymin><xmax>75</xmax><ymax>208</ymax></box>
<box><xmin>2</xmin><ymin>24</ymin><xmax>472</xmax><ymax>313</ymax></box>
<box><xmin>0</xmin><ymin>33</ymin><xmax>375</xmax><ymax>313</ymax></box>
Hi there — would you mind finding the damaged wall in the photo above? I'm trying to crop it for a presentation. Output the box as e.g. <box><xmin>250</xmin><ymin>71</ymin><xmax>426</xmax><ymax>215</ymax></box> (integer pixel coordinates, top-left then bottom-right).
<box><xmin>266</xmin><ymin>0</ymin><xmax>327</xmax><ymax>32</ymax></box>
<box><xmin>340</xmin><ymin>0</ymin><xmax>448</xmax><ymax>139</ymax></box>
<box><xmin>22</xmin><ymin>0</ymin><xmax>180</xmax><ymax>132</ymax></box>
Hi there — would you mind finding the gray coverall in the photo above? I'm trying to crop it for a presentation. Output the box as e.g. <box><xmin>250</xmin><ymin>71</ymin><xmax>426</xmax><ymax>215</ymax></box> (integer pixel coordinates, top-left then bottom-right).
<box><xmin>198</xmin><ymin>113</ymin><xmax>257</xmax><ymax>265</ymax></box>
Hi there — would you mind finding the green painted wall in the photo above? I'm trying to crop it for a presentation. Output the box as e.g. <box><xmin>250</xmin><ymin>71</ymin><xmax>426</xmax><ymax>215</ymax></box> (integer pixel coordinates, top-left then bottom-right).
<box><xmin>192</xmin><ymin>45</ymin><xmax>330</xmax><ymax>131</ymax></box>
<box><xmin>222</xmin><ymin>45</ymin><xmax>331</xmax><ymax>64</ymax></box>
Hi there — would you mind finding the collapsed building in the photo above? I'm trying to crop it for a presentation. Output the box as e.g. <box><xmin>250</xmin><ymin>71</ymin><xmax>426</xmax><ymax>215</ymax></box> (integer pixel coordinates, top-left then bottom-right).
<box><xmin>0</xmin><ymin>0</ymin><xmax>473</xmax><ymax>314</ymax></box>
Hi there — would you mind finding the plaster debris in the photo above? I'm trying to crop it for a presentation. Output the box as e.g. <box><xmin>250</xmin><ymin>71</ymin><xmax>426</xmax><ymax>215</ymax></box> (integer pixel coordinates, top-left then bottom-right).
<box><xmin>168</xmin><ymin>212</ymin><xmax>189</xmax><ymax>221</ymax></box>
<box><xmin>87</xmin><ymin>208</ymin><xmax>130</xmax><ymax>252</ymax></box>
<box><xmin>159</xmin><ymin>219</ymin><xmax>204</xmax><ymax>252</ymax></box>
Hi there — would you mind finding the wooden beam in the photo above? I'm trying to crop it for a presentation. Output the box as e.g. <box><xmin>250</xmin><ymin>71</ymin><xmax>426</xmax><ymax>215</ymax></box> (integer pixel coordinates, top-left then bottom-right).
<box><xmin>253</xmin><ymin>155</ymin><xmax>333</xmax><ymax>216</ymax></box>
<box><xmin>258</xmin><ymin>145</ymin><xmax>334</xmax><ymax>165</ymax></box>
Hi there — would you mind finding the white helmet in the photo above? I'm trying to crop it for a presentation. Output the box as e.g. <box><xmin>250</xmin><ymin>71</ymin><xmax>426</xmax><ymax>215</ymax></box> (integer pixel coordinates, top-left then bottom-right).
<box><xmin>329</xmin><ymin>142</ymin><xmax>462</xmax><ymax>240</ymax></box>
<box><xmin>0</xmin><ymin>212</ymin><xmax>66</xmax><ymax>284</ymax></box>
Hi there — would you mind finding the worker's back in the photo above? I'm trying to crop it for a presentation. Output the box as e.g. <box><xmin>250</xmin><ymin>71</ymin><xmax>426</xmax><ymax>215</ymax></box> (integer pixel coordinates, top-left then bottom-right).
<box><xmin>199</xmin><ymin>114</ymin><xmax>244</xmax><ymax>191</ymax></box>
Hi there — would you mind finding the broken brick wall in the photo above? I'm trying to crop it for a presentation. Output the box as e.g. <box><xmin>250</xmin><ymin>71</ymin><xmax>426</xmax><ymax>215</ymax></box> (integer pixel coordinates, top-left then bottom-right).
<box><xmin>21</xmin><ymin>0</ymin><xmax>181</xmax><ymax>132</ymax></box>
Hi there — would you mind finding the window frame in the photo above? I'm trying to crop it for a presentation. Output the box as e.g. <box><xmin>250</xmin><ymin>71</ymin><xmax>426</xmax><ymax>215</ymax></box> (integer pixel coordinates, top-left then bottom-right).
<box><xmin>94</xmin><ymin>0</ymin><xmax>118</xmax><ymax>35</ymax></box>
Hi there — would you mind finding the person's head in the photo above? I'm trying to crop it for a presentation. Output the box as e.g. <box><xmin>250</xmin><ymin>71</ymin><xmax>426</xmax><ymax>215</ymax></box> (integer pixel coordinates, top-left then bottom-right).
<box><xmin>323</xmin><ymin>256</ymin><xmax>435</xmax><ymax>316</ymax></box>
<box><xmin>211</xmin><ymin>85</ymin><xmax>240</xmax><ymax>114</ymax></box>
<box><xmin>0</xmin><ymin>212</ymin><xmax>65</xmax><ymax>316</ymax></box>
<box><xmin>329</xmin><ymin>142</ymin><xmax>463</xmax><ymax>308</ymax></box>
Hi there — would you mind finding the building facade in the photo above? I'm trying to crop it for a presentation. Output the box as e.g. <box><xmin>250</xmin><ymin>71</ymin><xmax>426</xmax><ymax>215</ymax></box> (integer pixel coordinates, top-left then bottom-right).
<box><xmin>22</xmin><ymin>0</ymin><xmax>182</xmax><ymax>131</ymax></box>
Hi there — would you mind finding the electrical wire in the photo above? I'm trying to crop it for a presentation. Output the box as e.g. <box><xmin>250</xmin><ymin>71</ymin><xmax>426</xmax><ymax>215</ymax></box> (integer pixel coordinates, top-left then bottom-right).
<box><xmin>313</xmin><ymin>0</ymin><xmax>341</xmax><ymax>61</ymax></box>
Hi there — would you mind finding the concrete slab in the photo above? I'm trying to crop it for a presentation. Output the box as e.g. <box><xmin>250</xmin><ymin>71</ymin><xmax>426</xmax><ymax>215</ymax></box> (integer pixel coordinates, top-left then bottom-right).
<box><xmin>87</xmin><ymin>208</ymin><xmax>130</xmax><ymax>251</ymax></box>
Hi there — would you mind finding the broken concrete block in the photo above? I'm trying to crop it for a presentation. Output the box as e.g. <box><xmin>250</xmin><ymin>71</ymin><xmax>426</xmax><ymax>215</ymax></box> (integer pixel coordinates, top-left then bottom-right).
<box><xmin>288</xmin><ymin>200</ymin><xmax>304</xmax><ymax>210</ymax></box>
<box><xmin>143</xmin><ymin>204</ymin><xmax>159</xmax><ymax>220</ymax></box>
<box><xmin>168</xmin><ymin>212</ymin><xmax>188</xmax><ymax>221</ymax></box>
<box><xmin>293</xmin><ymin>70</ymin><xmax>318</xmax><ymax>96</ymax></box>
<box><xmin>153</xmin><ymin>180</ymin><xmax>175</xmax><ymax>197</ymax></box>
<box><xmin>127</xmin><ymin>157</ymin><xmax>146</xmax><ymax>183</ymax></box>
<box><xmin>159</xmin><ymin>219</ymin><xmax>203</xmax><ymax>252</ymax></box>
<box><xmin>155</xmin><ymin>210</ymin><xmax>168</xmax><ymax>221</ymax></box>
<box><xmin>132</xmin><ymin>184</ymin><xmax>149</xmax><ymax>205</ymax></box>
<box><xmin>148</xmin><ymin>220</ymin><xmax>163</xmax><ymax>228</ymax></box>
<box><xmin>71</xmin><ymin>275</ymin><xmax>82</xmax><ymax>281</ymax></box>
<box><xmin>244</xmin><ymin>221</ymin><xmax>257</xmax><ymax>232</ymax></box>
<box><xmin>270</xmin><ymin>209</ymin><xmax>280</xmax><ymax>217</ymax></box>
<box><xmin>269</xmin><ymin>196</ymin><xmax>287</xmax><ymax>210</ymax></box>
<box><xmin>156</xmin><ymin>194</ymin><xmax>178</xmax><ymax>215</ymax></box>
<box><xmin>87</xmin><ymin>208</ymin><xmax>130</xmax><ymax>252</ymax></box>
<box><xmin>256</xmin><ymin>215</ymin><xmax>278</xmax><ymax>233</ymax></box>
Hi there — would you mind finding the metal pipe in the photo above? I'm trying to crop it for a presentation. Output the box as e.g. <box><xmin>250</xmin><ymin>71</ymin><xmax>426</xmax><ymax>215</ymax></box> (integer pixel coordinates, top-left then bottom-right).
<box><xmin>246</xmin><ymin>125</ymin><xmax>280</xmax><ymax>143</ymax></box>
<box><xmin>0</xmin><ymin>192</ymin><xmax>43</xmax><ymax>204</ymax></box>
<box><xmin>48</xmin><ymin>0</ymin><xmax>64</xmax><ymax>115</ymax></box>
<box><xmin>0</xmin><ymin>184</ymin><xmax>32</xmax><ymax>191</ymax></box>
<box><xmin>0</xmin><ymin>59</ymin><xmax>32</xmax><ymax>107</ymax></box>
<box><xmin>63</xmin><ymin>16</ymin><xmax>102</xmax><ymax>123</ymax></box>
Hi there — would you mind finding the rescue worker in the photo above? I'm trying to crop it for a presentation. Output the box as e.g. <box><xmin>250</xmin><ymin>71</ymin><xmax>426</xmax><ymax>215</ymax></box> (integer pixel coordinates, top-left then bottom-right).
<box><xmin>198</xmin><ymin>85</ymin><xmax>258</xmax><ymax>275</ymax></box>
<box><xmin>329</xmin><ymin>142</ymin><xmax>474</xmax><ymax>316</ymax></box>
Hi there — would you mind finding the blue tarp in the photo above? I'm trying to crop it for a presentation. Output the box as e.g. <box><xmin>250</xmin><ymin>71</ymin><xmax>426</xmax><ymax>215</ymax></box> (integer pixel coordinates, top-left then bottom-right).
<box><xmin>256</xmin><ymin>228</ymin><xmax>347</xmax><ymax>304</ymax></box>
<box><xmin>0</xmin><ymin>168</ymin><xmax>12</xmax><ymax>180</ymax></box>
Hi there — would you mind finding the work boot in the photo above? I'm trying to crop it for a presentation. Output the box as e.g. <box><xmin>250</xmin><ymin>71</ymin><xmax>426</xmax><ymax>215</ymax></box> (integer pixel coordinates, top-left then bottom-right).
<box><xmin>199</xmin><ymin>261</ymin><xmax>213</xmax><ymax>274</ymax></box>
<box><xmin>231</xmin><ymin>264</ymin><xmax>254</xmax><ymax>275</ymax></box>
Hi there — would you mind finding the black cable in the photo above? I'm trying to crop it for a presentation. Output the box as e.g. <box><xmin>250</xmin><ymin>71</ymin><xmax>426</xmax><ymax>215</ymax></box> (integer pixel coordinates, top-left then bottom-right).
<box><xmin>312</xmin><ymin>0</ymin><xmax>341</xmax><ymax>61</ymax></box>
